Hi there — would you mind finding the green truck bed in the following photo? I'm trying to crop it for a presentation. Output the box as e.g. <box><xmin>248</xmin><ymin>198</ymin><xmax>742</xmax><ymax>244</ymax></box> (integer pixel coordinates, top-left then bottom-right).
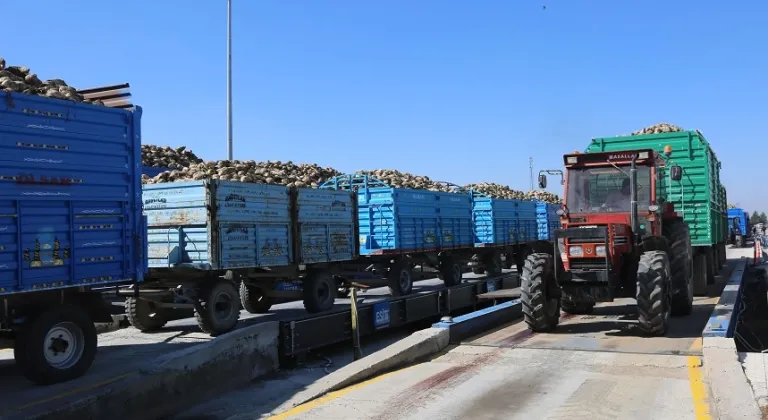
<box><xmin>585</xmin><ymin>130</ymin><xmax>724</xmax><ymax>248</ymax></box>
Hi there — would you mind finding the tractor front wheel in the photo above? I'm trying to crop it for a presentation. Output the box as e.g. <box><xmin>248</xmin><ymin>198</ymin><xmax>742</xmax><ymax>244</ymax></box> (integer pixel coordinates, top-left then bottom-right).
<box><xmin>636</xmin><ymin>251</ymin><xmax>672</xmax><ymax>336</ymax></box>
<box><xmin>521</xmin><ymin>253</ymin><xmax>560</xmax><ymax>332</ymax></box>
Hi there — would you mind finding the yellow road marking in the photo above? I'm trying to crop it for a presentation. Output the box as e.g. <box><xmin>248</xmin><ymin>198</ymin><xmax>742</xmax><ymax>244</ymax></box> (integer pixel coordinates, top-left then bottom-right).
<box><xmin>7</xmin><ymin>371</ymin><xmax>138</xmax><ymax>413</ymax></box>
<box><xmin>266</xmin><ymin>364</ymin><xmax>419</xmax><ymax>420</ymax></box>
<box><xmin>687</xmin><ymin>338</ymin><xmax>712</xmax><ymax>419</ymax></box>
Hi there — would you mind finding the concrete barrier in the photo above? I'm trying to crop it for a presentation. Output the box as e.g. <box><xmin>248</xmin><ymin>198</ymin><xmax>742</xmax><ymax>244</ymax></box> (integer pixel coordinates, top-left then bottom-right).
<box><xmin>14</xmin><ymin>322</ymin><xmax>280</xmax><ymax>420</ymax></box>
<box><xmin>701</xmin><ymin>257</ymin><xmax>762</xmax><ymax>419</ymax></box>
<box><xmin>287</xmin><ymin>327</ymin><xmax>449</xmax><ymax>408</ymax></box>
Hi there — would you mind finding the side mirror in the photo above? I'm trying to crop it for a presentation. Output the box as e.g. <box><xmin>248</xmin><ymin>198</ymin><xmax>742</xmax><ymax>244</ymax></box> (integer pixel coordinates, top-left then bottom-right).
<box><xmin>670</xmin><ymin>165</ymin><xmax>683</xmax><ymax>181</ymax></box>
<box><xmin>538</xmin><ymin>174</ymin><xmax>547</xmax><ymax>189</ymax></box>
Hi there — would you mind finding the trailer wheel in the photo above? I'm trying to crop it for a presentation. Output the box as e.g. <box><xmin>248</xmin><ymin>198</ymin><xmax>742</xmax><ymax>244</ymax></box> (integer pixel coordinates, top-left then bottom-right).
<box><xmin>125</xmin><ymin>297</ymin><xmax>168</xmax><ymax>331</ymax></box>
<box><xmin>14</xmin><ymin>305</ymin><xmax>97</xmax><ymax>385</ymax></box>
<box><xmin>705</xmin><ymin>248</ymin><xmax>716</xmax><ymax>285</ymax></box>
<box><xmin>195</xmin><ymin>280</ymin><xmax>240</xmax><ymax>336</ymax></box>
<box><xmin>663</xmin><ymin>220</ymin><xmax>693</xmax><ymax>317</ymax></box>
<box><xmin>693</xmin><ymin>253</ymin><xmax>708</xmax><ymax>296</ymax></box>
<box><xmin>439</xmin><ymin>258</ymin><xmax>463</xmax><ymax>287</ymax></box>
<box><xmin>239</xmin><ymin>281</ymin><xmax>273</xmax><ymax>314</ymax></box>
<box><xmin>636</xmin><ymin>251</ymin><xmax>671</xmax><ymax>336</ymax></box>
<box><xmin>501</xmin><ymin>253</ymin><xmax>514</xmax><ymax>270</ymax></box>
<box><xmin>521</xmin><ymin>253</ymin><xmax>560</xmax><ymax>332</ymax></box>
<box><xmin>303</xmin><ymin>271</ymin><xmax>337</xmax><ymax>313</ymax></box>
<box><xmin>484</xmin><ymin>253</ymin><xmax>502</xmax><ymax>277</ymax></box>
<box><xmin>387</xmin><ymin>263</ymin><xmax>413</xmax><ymax>296</ymax></box>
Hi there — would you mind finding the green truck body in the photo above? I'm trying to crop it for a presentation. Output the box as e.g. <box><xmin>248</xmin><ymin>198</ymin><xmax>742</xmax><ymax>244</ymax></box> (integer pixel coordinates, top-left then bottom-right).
<box><xmin>585</xmin><ymin>130</ymin><xmax>725</xmax><ymax>249</ymax></box>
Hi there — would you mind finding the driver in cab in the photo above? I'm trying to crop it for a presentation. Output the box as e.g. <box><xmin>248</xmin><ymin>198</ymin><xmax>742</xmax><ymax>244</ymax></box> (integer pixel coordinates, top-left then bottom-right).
<box><xmin>603</xmin><ymin>178</ymin><xmax>630</xmax><ymax>210</ymax></box>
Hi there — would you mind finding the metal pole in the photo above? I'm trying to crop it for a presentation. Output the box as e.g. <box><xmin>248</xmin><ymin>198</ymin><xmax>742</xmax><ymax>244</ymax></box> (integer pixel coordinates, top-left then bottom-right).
<box><xmin>350</xmin><ymin>287</ymin><xmax>363</xmax><ymax>360</ymax></box>
<box><xmin>227</xmin><ymin>0</ymin><xmax>233</xmax><ymax>160</ymax></box>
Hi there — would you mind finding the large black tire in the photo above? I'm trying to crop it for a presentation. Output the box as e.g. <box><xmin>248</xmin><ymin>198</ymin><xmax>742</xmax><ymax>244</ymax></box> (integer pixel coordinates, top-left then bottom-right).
<box><xmin>483</xmin><ymin>252</ymin><xmax>503</xmax><ymax>276</ymax></box>
<box><xmin>705</xmin><ymin>248</ymin><xmax>716</xmax><ymax>285</ymax></box>
<box><xmin>693</xmin><ymin>253</ymin><xmax>708</xmax><ymax>296</ymax></box>
<box><xmin>561</xmin><ymin>289</ymin><xmax>595</xmax><ymax>315</ymax></box>
<box><xmin>438</xmin><ymin>257</ymin><xmax>463</xmax><ymax>287</ymax></box>
<box><xmin>302</xmin><ymin>271</ymin><xmax>337</xmax><ymax>313</ymax></box>
<box><xmin>502</xmin><ymin>253</ymin><xmax>514</xmax><ymax>270</ymax></box>
<box><xmin>521</xmin><ymin>253</ymin><xmax>560</xmax><ymax>332</ymax></box>
<box><xmin>387</xmin><ymin>262</ymin><xmax>413</xmax><ymax>296</ymax></box>
<box><xmin>239</xmin><ymin>281</ymin><xmax>273</xmax><ymax>314</ymax></box>
<box><xmin>663</xmin><ymin>220</ymin><xmax>693</xmax><ymax>317</ymax></box>
<box><xmin>195</xmin><ymin>280</ymin><xmax>240</xmax><ymax>336</ymax></box>
<box><xmin>636</xmin><ymin>251</ymin><xmax>671</xmax><ymax>336</ymax></box>
<box><xmin>125</xmin><ymin>297</ymin><xmax>168</xmax><ymax>331</ymax></box>
<box><xmin>14</xmin><ymin>305</ymin><xmax>98</xmax><ymax>385</ymax></box>
<box><xmin>719</xmin><ymin>242</ymin><xmax>727</xmax><ymax>265</ymax></box>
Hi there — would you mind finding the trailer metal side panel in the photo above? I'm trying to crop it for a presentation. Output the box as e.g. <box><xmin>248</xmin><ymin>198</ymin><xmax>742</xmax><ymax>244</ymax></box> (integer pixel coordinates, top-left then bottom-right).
<box><xmin>0</xmin><ymin>93</ymin><xmax>145</xmax><ymax>295</ymax></box>
<box><xmin>295</xmin><ymin>188</ymin><xmax>356</xmax><ymax>264</ymax></box>
<box><xmin>586</xmin><ymin>130</ymin><xmax>722</xmax><ymax>247</ymax></box>
<box><xmin>472</xmin><ymin>195</ymin><xmax>518</xmax><ymax>246</ymax></box>
<box><xmin>143</xmin><ymin>180</ymin><xmax>292</xmax><ymax>269</ymax></box>
<box><xmin>517</xmin><ymin>200</ymin><xmax>538</xmax><ymax>243</ymax></box>
<box><xmin>537</xmin><ymin>202</ymin><xmax>561</xmax><ymax>241</ymax></box>
<box><xmin>437</xmin><ymin>192</ymin><xmax>473</xmax><ymax>249</ymax></box>
<box><xmin>357</xmin><ymin>187</ymin><xmax>440</xmax><ymax>255</ymax></box>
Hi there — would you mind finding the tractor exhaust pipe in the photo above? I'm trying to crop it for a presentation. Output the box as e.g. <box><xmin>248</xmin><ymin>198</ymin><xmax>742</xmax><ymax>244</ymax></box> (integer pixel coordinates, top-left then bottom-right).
<box><xmin>630</xmin><ymin>155</ymin><xmax>639</xmax><ymax>244</ymax></box>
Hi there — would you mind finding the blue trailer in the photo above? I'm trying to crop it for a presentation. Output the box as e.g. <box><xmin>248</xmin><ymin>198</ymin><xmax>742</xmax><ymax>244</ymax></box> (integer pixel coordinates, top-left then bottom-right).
<box><xmin>127</xmin><ymin>180</ymin><xmax>357</xmax><ymax>334</ymax></box>
<box><xmin>727</xmin><ymin>207</ymin><xmax>749</xmax><ymax>247</ymax></box>
<box><xmin>0</xmin><ymin>92</ymin><xmax>145</xmax><ymax>385</ymax></box>
<box><xmin>536</xmin><ymin>202</ymin><xmax>562</xmax><ymax>241</ymax></box>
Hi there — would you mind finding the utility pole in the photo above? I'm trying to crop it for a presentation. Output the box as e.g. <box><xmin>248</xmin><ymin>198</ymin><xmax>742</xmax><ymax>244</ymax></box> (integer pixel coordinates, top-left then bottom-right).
<box><xmin>226</xmin><ymin>0</ymin><xmax>233</xmax><ymax>160</ymax></box>
<box><xmin>529</xmin><ymin>156</ymin><xmax>534</xmax><ymax>190</ymax></box>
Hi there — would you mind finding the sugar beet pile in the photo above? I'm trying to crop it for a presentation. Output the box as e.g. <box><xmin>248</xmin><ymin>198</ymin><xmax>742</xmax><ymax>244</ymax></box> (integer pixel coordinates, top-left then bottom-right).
<box><xmin>142</xmin><ymin>147</ymin><xmax>561</xmax><ymax>203</ymax></box>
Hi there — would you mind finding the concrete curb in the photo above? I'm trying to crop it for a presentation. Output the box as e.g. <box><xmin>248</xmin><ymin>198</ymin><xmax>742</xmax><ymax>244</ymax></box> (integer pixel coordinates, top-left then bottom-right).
<box><xmin>701</xmin><ymin>258</ymin><xmax>762</xmax><ymax>419</ymax></box>
<box><xmin>433</xmin><ymin>299</ymin><xmax>521</xmax><ymax>343</ymax></box>
<box><xmin>288</xmin><ymin>327</ymin><xmax>449</xmax><ymax>407</ymax></box>
<box><xmin>15</xmin><ymin>322</ymin><xmax>280</xmax><ymax>420</ymax></box>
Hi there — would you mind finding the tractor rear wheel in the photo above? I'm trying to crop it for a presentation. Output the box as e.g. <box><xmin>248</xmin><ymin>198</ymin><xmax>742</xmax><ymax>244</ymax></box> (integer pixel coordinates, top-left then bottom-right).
<box><xmin>521</xmin><ymin>253</ymin><xmax>560</xmax><ymax>332</ymax></box>
<box><xmin>636</xmin><ymin>251</ymin><xmax>671</xmax><ymax>336</ymax></box>
<box><xmin>663</xmin><ymin>220</ymin><xmax>693</xmax><ymax>316</ymax></box>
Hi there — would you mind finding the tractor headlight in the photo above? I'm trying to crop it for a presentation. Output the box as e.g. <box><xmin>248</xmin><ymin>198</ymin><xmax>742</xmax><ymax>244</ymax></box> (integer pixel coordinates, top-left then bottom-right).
<box><xmin>648</xmin><ymin>204</ymin><xmax>659</xmax><ymax>212</ymax></box>
<box><xmin>568</xmin><ymin>246</ymin><xmax>583</xmax><ymax>257</ymax></box>
<box><xmin>595</xmin><ymin>245</ymin><xmax>607</xmax><ymax>257</ymax></box>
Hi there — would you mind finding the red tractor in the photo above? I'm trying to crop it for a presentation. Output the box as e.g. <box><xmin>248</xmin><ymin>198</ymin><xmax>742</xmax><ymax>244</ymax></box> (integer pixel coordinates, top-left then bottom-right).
<box><xmin>526</xmin><ymin>147</ymin><xmax>692</xmax><ymax>336</ymax></box>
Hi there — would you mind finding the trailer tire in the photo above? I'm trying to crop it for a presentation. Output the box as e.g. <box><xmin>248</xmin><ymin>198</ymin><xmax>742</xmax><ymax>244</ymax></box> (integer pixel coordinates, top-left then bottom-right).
<box><xmin>693</xmin><ymin>253</ymin><xmax>708</xmax><ymax>296</ymax></box>
<box><xmin>663</xmin><ymin>220</ymin><xmax>693</xmax><ymax>317</ymax></box>
<box><xmin>439</xmin><ymin>258</ymin><xmax>463</xmax><ymax>287</ymax></box>
<box><xmin>484</xmin><ymin>252</ymin><xmax>502</xmax><ymax>277</ymax></box>
<box><xmin>239</xmin><ymin>281</ymin><xmax>273</xmax><ymax>314</ymax></box>
<box><xmin>387</xmin><ymin>263</ymin><xmax>413</xmax><ymax>296</ymax></box>
<box><xmin>14</xmin><ymin>305</ymin><xmax>97</xmax><ymax>385</ymax></box>
<box><xmin>501</xmin><ymin>253</ymin><xmax>514</xmax><ymax>270</ymax></box>
<box><xmin>195</xmin><ymin>280</ymin><xmax>240</xmax><ymax>336</ymax></box>
<box><xmin>303</xmin><ymin>271</ymin><xmax>337</xmax><ymax>313</ymax></box>
<box><xmin>561</xmin><ymin>289</ymin><xmax>595</xmax><ymax>315</ymax></box>
<box><xmin>705</xmin><ymin>248</ymin><xmax>716</xmax><ymax>285</ymax></box>
<box><xmin>521</xmin><ymin>253</ymin><xmax>560</xmax><ymax>332</ymax></box>
<box><xmin>125</xmin><ymin>297</ymin><xmax>168</xmax><ymax>331</ymax></box>
<box><xmin>636</xmin><ymin>251</ymin><xmax>671</xmax><ymax>336</ymax></box>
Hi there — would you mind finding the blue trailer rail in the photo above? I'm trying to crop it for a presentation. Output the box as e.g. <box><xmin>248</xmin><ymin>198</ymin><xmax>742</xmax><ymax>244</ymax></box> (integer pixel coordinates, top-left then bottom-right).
<box><xmin>536</xmin><ymin>202</ymin><xmax>561</xmax><ymax>241</ymax></box>
<box><xmin>0</xmin><ymin>91</ymin><xmax>145</xmax><ymax>385</ymax></box>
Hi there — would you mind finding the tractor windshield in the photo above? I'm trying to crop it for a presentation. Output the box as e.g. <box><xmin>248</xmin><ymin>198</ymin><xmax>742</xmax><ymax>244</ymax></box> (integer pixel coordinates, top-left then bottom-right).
<box><xmin>566</xmin><ymin>166</ymin><xmax>651</xmax><ymax>213</ymax></box>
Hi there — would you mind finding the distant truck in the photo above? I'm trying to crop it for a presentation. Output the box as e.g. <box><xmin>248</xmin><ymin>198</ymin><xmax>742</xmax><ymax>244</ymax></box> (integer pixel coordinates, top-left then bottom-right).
<box><xmin>727</xmin><ymin>207</ymin><xmax>749</xmax><ymax>247</ymax></box>
<box><xmin>530</xmin><ymin>130</ymin><xmax>727</xmax><ymax>336</ymax></box>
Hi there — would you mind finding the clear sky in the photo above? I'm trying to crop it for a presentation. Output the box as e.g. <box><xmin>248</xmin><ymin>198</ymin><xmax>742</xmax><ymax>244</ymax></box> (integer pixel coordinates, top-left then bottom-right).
<box><xmin>4</xmin><ymin>1</ymin><xmax>766</xmax><ymax>212</ymax></box>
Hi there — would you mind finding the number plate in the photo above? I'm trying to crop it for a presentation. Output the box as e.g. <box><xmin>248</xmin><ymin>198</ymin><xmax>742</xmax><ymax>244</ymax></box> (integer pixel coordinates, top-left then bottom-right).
<box><xmin>275</xmin><ymin>281</ymin><xmax>302</xmax><ymax>292</ymax></box>
<box><xmin>486</xmin><ymin>280</ymin><xmax>497</xmax><ymax>292</ymax></box>
<box><xmin>373</xmin><ymin>302</ymin><xmax>391</xmax><ymax>330</ymax></box>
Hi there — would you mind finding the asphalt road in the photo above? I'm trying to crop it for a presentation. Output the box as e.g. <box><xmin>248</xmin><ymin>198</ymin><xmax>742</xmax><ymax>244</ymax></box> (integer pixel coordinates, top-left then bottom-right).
<box><xmin>0</xmin><ymin>270</ymin><xmax>501</xmax><ymax>417</ymax></box>
<box><xmin>201</xmin><ymin>248</ymin><xmax>746</xmax><ymax>420</ymax></box>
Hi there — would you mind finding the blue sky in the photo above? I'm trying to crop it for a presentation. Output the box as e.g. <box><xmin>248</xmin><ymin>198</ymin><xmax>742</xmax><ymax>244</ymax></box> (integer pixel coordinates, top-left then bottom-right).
<box><xmin>4</xmin><ymin>1</ymin><xmax>766</xmax><ymax>212</ymax></box>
